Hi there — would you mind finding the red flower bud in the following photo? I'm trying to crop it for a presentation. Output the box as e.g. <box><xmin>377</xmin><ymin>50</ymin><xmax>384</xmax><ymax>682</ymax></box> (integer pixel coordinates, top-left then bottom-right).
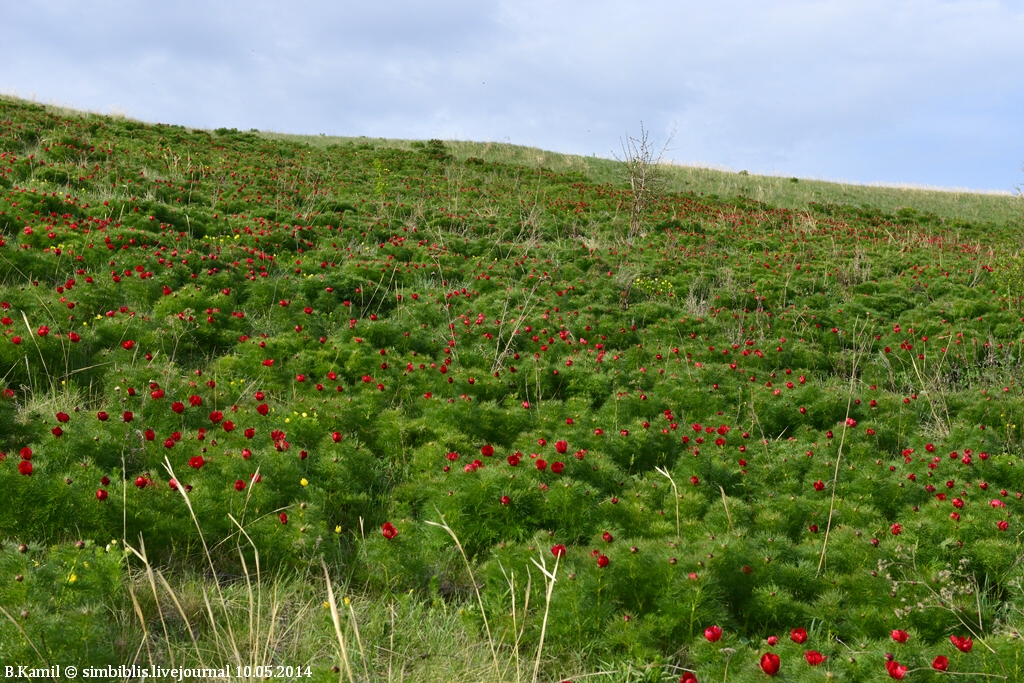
<box><xmin>760</xmin><ymin>652</ymin><xmax>780</xmax><ymax>676</ymax></box>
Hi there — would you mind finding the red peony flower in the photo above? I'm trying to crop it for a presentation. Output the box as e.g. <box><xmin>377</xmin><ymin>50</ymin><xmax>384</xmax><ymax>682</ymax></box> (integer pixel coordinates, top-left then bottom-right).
<box><xmin>536</xmin><ymin>459</ymin><xmax>547</xmax><ymax>470</ymax></box>
<box><xmin>96</xmin><ymin>488</ymin><xmax>108</xmax><ymax>501</ymax></box>
<box><xmin>597</xmin><ymin>554</ymin><xmax>609</xmax><ymax>568</ymax></box>
<box><xmin>122</xmin><ymin>340</ymin><xmax>134</xmax><ymax>350</ymax></box>
<box><xmin>480</xmin><ymin>444</ymin><xmax>494</xmax><ymax>457</ymax></box>
<box><xmin>760</xmin><ymin>652</ymin><xmax>780</xmax><ymax>676</ymax></box>
<box><xmin>500</xmin><ymin>495</ymin><xmax>511</xmax><ymax>505</ymax></box>
<box><xmin>704</xmin><ymin>625</ymin><xmax>722</xmax><ymax>642</ymax></box>
<box><xmin>280</xmin><ymin>513</ymin><xmax>288</xmax><ymax>524</ymax></box>
<box><xmin>382</xmin><ymin>522</ymin><xmax>397</xmax><ymax>540</ymax></box>
<box><xmin>18</xmin><ymin>460</ymin><xmax>32</xmax><ymax>476</ymax></box>
<box><xmin>256</xmin><ymin>403</ymin><xmax>269</xmax><ymax>415</ymax></box>
<box><xmin>189</xmin><ymin>455</ymin><xmax>205</xmax><ymax>469</ymax></box>
<box><xmin>551</xmin><ymin>544</ymin><xmax>566</xmax><ymax>557</ymax></box>
<box><xmin>555</xmin><ymin>440</ymin><xmax>568</xmax><ymax>454</ymax></box>
<box><xmin>804</xmin><ymin>651</ymin><xmax>826</xmax><ymax>666</ymax></box>
<box><xmin>932</xmin><ymin>655</ymin><xmax>948</xmax><ymax>671</ymax></box>
<box><xmin>790</xmin><ymin>628</ymin><xmax>807</xmax><ymax>644</ymax></box>
<box><xmin>234</xmin><ymin>479</ymin><xmax>245</xmax><ymax>491</ymax></box>
<box><xmin>551</xmin><ymin>461</ymin><xmax>564</xmax><ymax>474</ymax></box>
<box><xmin>209</xmin><ymin>411</ymin><xmax>223</xmax><ymax>423</ymax></box>
<box><xmin>56</xmin><ymin>411</ymin><xmax>70</xmax><ymax>423</ymax></box>
<box><xmin>885</xmin><ymin>660</ymin><xmax>907</xmax><ymax>679</ymax></box>
<box><xmin>97</xmin><ymin>411</ymin><xmax>109</xmax><ymax>421</ymax></box>
<box><xmin>891</xmin><ymin>629</ymin><xmax>909</xmax><ymax>644</ymax></box>
<box><xmin>172</xmin><ymin>401</ymin><xmax>185</xmax><ymax>414</ymax></box>
<box><xmin>950</xmin><ymin>635</ymin><xmax>973</xmax><ymax>652</ymax></box>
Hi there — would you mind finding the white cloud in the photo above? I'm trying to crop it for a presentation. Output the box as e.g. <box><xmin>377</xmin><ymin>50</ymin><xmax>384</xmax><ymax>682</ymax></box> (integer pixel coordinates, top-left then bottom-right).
<box><xmin>2</xmin><ymin>0</ymin><xmax>1022</xmax><ymax>189</ymax></box>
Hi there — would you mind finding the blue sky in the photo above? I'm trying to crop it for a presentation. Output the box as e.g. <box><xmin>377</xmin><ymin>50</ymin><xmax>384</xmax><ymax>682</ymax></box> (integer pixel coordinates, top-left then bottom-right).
<box><xmin>3</xmin><ymin>1</ymin><xmax>1023</xmax><ymax>192</ymax></box>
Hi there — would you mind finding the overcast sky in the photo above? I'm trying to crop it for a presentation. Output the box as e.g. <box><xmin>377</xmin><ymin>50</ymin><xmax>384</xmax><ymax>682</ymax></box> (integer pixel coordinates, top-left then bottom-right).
<box><xmin>3</xmin><ymin>1</ymin><xmax>1023</xmax><ymax>192</ymax></box>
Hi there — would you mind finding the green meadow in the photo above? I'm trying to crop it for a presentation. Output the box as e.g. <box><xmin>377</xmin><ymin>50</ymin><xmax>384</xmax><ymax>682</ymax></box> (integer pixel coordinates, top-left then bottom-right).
<box><xmin>1</xmin><ymin>95</ymin><xmax>1023</xmax><ymax>682</ymax></box>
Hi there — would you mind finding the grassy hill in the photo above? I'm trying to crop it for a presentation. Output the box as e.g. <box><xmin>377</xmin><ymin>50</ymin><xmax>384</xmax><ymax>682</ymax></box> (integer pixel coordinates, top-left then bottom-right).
<box><xmin>262</xmin><ymin>131</ymin><xmax>1021</xmax><ymax>227</ymax></box>
<box><xmin>1</xmin><ymin>94</ymin><xmax>1024</xmax><ymax>681</ymax></box>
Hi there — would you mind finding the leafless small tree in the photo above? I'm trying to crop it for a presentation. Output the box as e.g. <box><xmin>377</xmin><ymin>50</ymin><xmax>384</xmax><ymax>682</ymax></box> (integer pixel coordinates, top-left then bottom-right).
<box><xmin>615</xmin><ymin>122</ymin><xmax>674</xmax><ymax>240</ymax></box>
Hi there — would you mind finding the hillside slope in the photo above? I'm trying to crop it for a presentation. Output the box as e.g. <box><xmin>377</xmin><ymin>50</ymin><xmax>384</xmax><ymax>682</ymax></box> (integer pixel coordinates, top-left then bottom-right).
<box><xmin>1</xmin><ymin>96</ymin><xmax>1023</xmax><ymax>680</ymax></box>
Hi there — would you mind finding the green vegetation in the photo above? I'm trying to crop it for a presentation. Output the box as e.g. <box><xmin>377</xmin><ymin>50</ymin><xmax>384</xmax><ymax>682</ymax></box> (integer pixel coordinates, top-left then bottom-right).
<box><xmin>263</xmin><ymin>132</ymin><xmax>1023</xmax><ymax>227</ymax></box>
<box><xmin>2</xmin><ymin>94</ymin><xmax>1024</xmax><ymax>682</ymax></box>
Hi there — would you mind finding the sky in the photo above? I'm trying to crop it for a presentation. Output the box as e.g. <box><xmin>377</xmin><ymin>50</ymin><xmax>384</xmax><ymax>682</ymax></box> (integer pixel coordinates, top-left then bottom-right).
<box><xmin>2</xmin><ymin>0</ymin><xmax>1023</xmax><ymax>192</ymax></box>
